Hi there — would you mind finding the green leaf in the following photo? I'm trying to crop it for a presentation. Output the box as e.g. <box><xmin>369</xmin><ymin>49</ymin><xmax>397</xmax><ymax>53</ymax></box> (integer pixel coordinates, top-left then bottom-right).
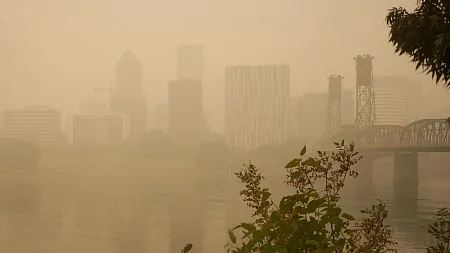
<box><xmin>291</xmin><ymin>219</ymin><xmax>299</xmax><ymax>231</ymax></box>
<box><xmin>269</xmin><ymin>211</ymin><xmax>281</xmax><ymax>221</ymax></box>
<box><xmin>328</xmin><ymin>207</ymin><xmax>342</xmax><ymax>216</ymax></box>
<box><xmin>325</xmin><ymin>246</ymin><xmax>337</xmax><ymax>253</ymax></box>
<box><xmin>341</xmin><ymin>213</ymin><xmax>355</xmax><ymax>221</ymax></box>
<box><xmin>306</xmin><ymin>240</ymin><xmax>320</xmax><ymax>247</ymax></box>
<box><xmin>302</xmin><ymin>157</ymin><xmax>317</xmax><ymax>167</ymax></box>
<box><xmin>262</xmin><ymin>243</ymin><xmax>273</xmax><ymax>253</ymax></box>
<box><xmin>290</xmin><ymin>170</ymin><xmax>301</xmax><ymax>178</ymax></box>
<box><xmin>240</xmin><ymin>222</ymin><xmax>257</xmax><ymax>234</ymax></box>
<box><xmin>294</xmin><ymin>193</ymin><xmax>309</xmax><ymax>204</ymax></box>
<box><xmin>330</xmin><ymin>216</ymin><xmax>342</xmax><ymax>225</ymax></box>
<box><xmin>330</xmin><ymin>216</ymin><xmax>343</xmax><ymax>232</ymax></box>
<box><xmin>261</xmin><ymin>191</ymin><xmax>271</xmax><ymax>201</ymax></box>
<box><xmin>228</xmin><ymin>229</ymin><xmax>237</xmax><ymax>244</ymax></box>
<box><xmin>280</xmin><ymin>197</ymin><xmax>295</xmax><ymax>211</ymax></box>
<box><xmin>294</xmin><ymin>205</ymin><xmax>307</xmax><ymax>215</ymax></box>
<box><xmin>273</xmin><ymin>245</ymin><xmax>288</xmax><ymax>253</ymax></box>
<box><xmin>300</xmin><ymin>145</ymin><xmax>307</xmax><ymax>156</ymax></box>
<box><xmin>181</xmin><ymin>243</ymin><xmax>193</xmax><ymax>253</ymax></box>
<box><xmin>307</xmin><ymin>199</ymin><xmax>324</xmax><ymax>212</ymax></box>
<box><xmin>285</xmin><ymin>158</ymin><xmax>300</xmax><ymax>168</ymax></box>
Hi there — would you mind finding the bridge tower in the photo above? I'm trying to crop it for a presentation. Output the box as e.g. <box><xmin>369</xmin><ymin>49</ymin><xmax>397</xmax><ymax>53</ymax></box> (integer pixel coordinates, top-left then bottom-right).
<box><xmin>354</xmin><ymin>55</ymin><xmax>376</xmax><ymax>131</ymax></box>
<box><xmin>327</xmin><ymin>75</ymin><xmax>343</xmax><ymax>136</ymax></box>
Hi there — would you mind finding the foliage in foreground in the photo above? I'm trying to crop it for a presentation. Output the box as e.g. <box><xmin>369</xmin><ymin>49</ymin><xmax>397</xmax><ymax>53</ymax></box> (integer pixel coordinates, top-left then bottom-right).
<box><xmin>386</xmin><ymin>0</ymin><xmax>450</xmax><ymax>87</ymax></box>
<box><xmin>184</xmin><ymin>142</ymin><xmax>399</xmax><ymax>253</ymax></box>
<box><xmin>182</xmin><ymin>142</ymin><xmax>450</xmax><ymax>253</ymax></box>
<box><xmin>427</xmin><ymin>207</ymin><xmax>450</xmax><ymax>253</ymax></box>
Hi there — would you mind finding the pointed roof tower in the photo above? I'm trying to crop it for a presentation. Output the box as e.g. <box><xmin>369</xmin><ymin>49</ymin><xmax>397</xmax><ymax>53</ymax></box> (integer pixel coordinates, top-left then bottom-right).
<box><xmin>115</xmin><ymin>49</ymin><xmax>142</xmax><ymax>74</ymax></box>
<box><xmin>113</xmin><ymin>49</ymin><xmax>143</xmax><ymax>96</ymax></box>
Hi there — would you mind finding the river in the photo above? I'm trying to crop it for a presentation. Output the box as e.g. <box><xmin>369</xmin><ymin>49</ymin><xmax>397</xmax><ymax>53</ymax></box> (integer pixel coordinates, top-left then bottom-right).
<box><xmin>0</xmin><ymin>154</ymin><xmax>448</xmax><ymax>253</ymax></box>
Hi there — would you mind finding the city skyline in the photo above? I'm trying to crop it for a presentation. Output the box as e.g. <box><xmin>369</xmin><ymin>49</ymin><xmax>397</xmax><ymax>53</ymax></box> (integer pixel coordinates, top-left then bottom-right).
<box><xmin>1</xmin><ymin>2</ymin><xmax>450</xmax><ymax>253</ymax></box>
<box><xmin>2</xmin><ymin>44</ymin><xmax>449</xmax><ymax>135</ymax></box>
<box><xmin>1</xmin><ymin>0</ymin><xmax>440</xmax><ymax>130</ymax></box>
<box><xmin>2</xmin><ymin>43</ymin><xmax>450</xmax><ymax>141</ymax></box>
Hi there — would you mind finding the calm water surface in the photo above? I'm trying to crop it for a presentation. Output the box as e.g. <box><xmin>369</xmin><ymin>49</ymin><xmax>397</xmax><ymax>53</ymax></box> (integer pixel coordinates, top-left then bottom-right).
<box><xmin>0</xmin><ymin>155</ymin><xmax>448</xmax><ymax>253</ymax></box>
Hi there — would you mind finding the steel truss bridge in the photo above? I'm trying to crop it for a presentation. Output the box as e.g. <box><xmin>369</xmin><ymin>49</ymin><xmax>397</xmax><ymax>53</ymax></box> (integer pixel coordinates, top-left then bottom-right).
<box><xmin>318</xmin><ymin>119</ymin><xmax>450</xmax><ymax>152</ymax></box>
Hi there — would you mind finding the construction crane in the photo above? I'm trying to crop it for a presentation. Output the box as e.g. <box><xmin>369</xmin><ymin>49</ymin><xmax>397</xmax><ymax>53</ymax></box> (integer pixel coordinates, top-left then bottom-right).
<box><xmin>93</xmin><ymin>87</ymin><xmax>113</xmax><ymax>95</ymax></box>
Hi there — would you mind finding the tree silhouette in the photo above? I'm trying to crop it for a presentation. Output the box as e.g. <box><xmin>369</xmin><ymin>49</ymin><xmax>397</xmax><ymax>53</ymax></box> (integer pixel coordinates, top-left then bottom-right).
<box><xmin>386</xmin><ymin>0</ymin><xmax>450</xmax><ymax>87</ymax></box>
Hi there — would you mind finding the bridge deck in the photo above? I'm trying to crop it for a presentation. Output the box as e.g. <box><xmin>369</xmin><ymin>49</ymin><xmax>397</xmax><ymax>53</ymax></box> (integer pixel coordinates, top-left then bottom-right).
<box><xmin>318</xmin><ymin>119</ymin><xmax>450</xmax><ymax>152</ymax></box>
<box><xmin>359</xmin><ymin>146</ymin><xmax>450</xmax><ymax>153</ymax></box>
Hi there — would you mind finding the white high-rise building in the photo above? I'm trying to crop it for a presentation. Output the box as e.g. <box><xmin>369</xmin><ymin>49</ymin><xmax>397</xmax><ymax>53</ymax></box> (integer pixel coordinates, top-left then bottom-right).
<box><xmin>0</xmin><ymin>107</ymin><xmax>61</xmax><ymax>146</ymax></box>
<box><xmin>225</xmin><ymin>65</ymin><xmax>290</xmax><ymax>150</ymax></box>
<box><xmin>374</xmin><ymin>75</ymin><xmax>419</xmax><ymax>126</ymax></box>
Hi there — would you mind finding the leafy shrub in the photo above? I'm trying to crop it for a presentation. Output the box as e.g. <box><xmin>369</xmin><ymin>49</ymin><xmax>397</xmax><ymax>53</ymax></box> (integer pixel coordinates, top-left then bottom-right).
<box><xmin>427</xmin><ymin>207</ymin><xmax>450</xmax><ymax>253</ymax></box>
<box><xmin>183</xmin><ymin>142</ymin><xmax>398</xmax><ymax>253</ymax></box>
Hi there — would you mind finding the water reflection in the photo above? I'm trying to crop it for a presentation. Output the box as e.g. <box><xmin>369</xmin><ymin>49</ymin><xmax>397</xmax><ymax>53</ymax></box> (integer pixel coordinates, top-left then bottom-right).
<box><xmin>0</xmin><ymin>156</ymin><xmax>448</xmax><ymax>253</ymax></box>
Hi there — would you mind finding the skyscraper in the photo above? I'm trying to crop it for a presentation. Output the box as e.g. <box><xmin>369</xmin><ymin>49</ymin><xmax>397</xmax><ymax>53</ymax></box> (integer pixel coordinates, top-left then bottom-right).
<box><xmin>374</xmin><ymin>75</ymin><xmax>420</xmax><ymax>126</ymax></box>
<box><xmin>225</xmin><ymin>65</ymin><xmax>290</xmax><ymax>150</ymax></box>
<box><xmin>326</xmin><ymin>75</ymin><xmax>343</xmax><ymax>136</ymax></box>
<box><xmin>168</xmin><ymin>79</ymin><xmax>203</xmax><ymax>145</ymax></box>
<box><xmin>110</xmin><ymin>50</ymin><xmax>147</xmax><ymax>139</ymax></box>
<box><xmin>177</xmin><ymin>45</ymin><xmax>203</xmax><ymax>81</ymax></box>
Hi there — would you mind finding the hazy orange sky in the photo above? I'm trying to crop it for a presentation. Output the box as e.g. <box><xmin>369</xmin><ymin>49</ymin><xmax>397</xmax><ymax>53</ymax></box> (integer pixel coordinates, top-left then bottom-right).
<box><xmin>0</xmin><ymin>0</ymin><xmax>444</xmax><ymax>130</ymax></box>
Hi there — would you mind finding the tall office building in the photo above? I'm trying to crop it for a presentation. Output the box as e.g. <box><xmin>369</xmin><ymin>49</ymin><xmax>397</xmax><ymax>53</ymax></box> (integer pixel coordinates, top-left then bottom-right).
<box><xmin>225</xmin><ymin>65</ymin><xmax>290</xmax><ymax>150</ymax></box>
<box><xmin>177</xmin><ymin>45</ymin><xmax>203</xmax><ymax>81</ymax></box>
<box><xmin>374</xmin><ymin>75</ymin><xmax>415</xmax><ymax>126</ymax></box>
<box><xmin>110</xmin><ymin>50</ymin><xmax>147</xmax><ymax>139</ymax></box>
<box><xmin>326</xmin><ymin>75</ymin><xmax>343</xmax><ymax>136</ymax></box>
<box><xmin>168</xmin><ymin>79</ymin><xmax>203</xmax><ymax>145</ymax></box>
<box><xmin>0</xmin><ymin>107</ymin><xmax>61</xmax><ymax>146</ymax></box>
<box><xmin>72</xmin><ymin>114</ymin><xmax>126</xmax><ymax>147</ymax></box>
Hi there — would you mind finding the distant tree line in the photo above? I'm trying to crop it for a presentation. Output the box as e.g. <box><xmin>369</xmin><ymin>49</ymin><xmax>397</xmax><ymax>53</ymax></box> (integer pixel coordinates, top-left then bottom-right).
<box><xmin>136</xmin><ymin>130</ymin><xmax>308</xmax><ymax>173</ymax></box>
<box><xmin>0</xmin><ymin>137</ymin><xmax>40</xmax><ymax>170</ymax></box>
